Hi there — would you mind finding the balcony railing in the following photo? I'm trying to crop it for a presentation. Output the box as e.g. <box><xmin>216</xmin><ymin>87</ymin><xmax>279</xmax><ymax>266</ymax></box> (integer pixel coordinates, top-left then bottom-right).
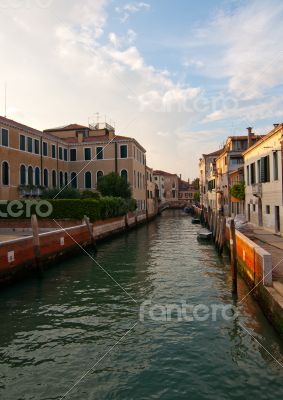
<box><xmin>252</xmin><ymin>183</ymin><xmax>262</xmax><ymax>197</ymax></box>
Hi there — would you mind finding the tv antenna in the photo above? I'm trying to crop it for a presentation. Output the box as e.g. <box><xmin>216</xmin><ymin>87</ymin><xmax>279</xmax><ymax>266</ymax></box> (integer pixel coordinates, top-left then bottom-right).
<box><xmin>4</xmin><ymin>82</ymin><xmax>7</xmax><ymax>118</ymax></box>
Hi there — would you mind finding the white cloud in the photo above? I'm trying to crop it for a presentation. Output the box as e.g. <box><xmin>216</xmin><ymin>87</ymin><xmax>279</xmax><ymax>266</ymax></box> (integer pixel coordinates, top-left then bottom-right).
<box><xmin>0</xmin><ymin>0</ymin><xmax>202</xmax><ymax>178</ymax></box>
<box><xmin>115</xmin><ymin>1</ymin><xmax>150</xmax><ymax>23</ymax></box>
<box><xmin>190</xmin><ymin>0</ymin><xmax>283</xmax><ymax>99</ymax></box>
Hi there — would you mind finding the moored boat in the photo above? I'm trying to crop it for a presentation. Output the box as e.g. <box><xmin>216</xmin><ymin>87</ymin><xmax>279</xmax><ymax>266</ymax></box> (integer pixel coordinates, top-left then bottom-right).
<box><xmin>192</xmin><ymin>218</ymin><xmax>201</xmax><ymax>224</ymax></box>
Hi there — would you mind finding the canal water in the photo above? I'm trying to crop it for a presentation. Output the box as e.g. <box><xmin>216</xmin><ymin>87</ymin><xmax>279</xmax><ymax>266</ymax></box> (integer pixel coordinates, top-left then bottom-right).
<box><xmin>1</xmin><ymin>210</ymin><xmax>283</xmax><ymax>400</ymax></box>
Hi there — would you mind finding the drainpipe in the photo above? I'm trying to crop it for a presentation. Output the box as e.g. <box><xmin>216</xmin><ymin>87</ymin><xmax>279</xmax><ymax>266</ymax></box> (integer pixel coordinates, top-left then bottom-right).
<box><xmin>115</xmin><ymin>142</ymin><xmax>118</xmax><ymax>173</ymax></box>
<box><xmin>40</xmin><ymin>136</ymin><xmax>43</xmax><ymax>188</ymax></box>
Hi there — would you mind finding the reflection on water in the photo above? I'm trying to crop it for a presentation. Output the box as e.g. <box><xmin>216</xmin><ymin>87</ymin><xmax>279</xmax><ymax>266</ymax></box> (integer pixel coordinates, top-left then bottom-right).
<box><xmin>0</xmin><ymin>210</ymin><xmax>283</xmax><ymax>400</ymax></box>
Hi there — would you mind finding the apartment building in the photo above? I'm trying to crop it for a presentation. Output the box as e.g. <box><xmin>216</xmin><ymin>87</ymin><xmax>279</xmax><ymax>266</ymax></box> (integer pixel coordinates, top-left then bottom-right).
<box><xmin>178</xmin><ymin>178</ymin><xmax>197</xmax><ymax>206</ymax></box>
<box><xmin>243</xmin><ymin>124</ymin><xmax>283</xmax><ymax>233</ymax></box>
<box><xmin>199</xmin><ymin>149</ymin><xmax>223</xmax><ymax>209</ymax></box>
<box><xmin>230</xmin><ymin>166</ymin><xmax>244</xmax><ymax>217</ymax></box>
<box><xmin>153</xmin><ymin>170</ymin><xmax>179</xmax><ymax>205</ymax></box>
<box><xmin>215</xmin><ymin>128</ymin><xmax>261</xmax><ymax>216</ymax></box>
<box><xmin>0</xmin><ymin>116</ymin><xmax>147</xmax><ymax>210</ymax></box>
<box><xmin>146</xmin><ymin>166</ymin><xmax>157</xmax><ymax>217</ymax></box>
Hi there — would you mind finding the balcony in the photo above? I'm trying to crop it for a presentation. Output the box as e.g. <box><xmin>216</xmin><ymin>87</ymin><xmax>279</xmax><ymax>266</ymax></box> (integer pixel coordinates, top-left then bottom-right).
<box><xmin>252</xmin><ymin>183</ymin><xmax>262</xmax><ymax>198</ymax></box>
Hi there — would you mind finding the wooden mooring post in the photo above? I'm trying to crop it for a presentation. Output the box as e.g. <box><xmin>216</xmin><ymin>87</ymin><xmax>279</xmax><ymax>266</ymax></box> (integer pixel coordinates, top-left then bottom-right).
<box><xmin>229</xmin><ymin>219</ymin><xmax>238</xmax><ymax>294</ymax></box>
<box><xmin>218</xmin><ymin>217</ymin><xmax>226</xmax><ymax>255</ymax></box>
<box><xmin>84</xmin><ymin>215</ymin><xmax>97</xmax><ymax>249</ymax></box>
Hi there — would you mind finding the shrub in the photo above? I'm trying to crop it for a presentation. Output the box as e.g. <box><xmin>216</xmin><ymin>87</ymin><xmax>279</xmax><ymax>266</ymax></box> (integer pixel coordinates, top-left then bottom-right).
<box><xmin>80</xmin><ymin>190</ymin><xmax>101</xmax><ymax>200</ymax></box>
<box><xmin>0</xmin><ymin>197</ymin><xmax>137</xmax><ymax>221</ymax></box>
<box><xmin>41</xmin><ymin>187</ymin><xmax>81</xmax><ymax>199</ymax></box>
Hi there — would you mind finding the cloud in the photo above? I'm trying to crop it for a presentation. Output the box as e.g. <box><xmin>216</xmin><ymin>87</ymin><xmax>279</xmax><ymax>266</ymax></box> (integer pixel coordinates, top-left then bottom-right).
<box><xmin>0</xmin><ymin>0</ymin><xmax>202</xmax><ymax>179</ymax></box>
<box><xmin>190</xmin><ymin>0</ymin><xmax>283</xmax><ymax>99</ymax></box>
<box><xmin>115</xmin><ymin>1</ymin><xmax>150</xmax><ymax>23</ymax></box>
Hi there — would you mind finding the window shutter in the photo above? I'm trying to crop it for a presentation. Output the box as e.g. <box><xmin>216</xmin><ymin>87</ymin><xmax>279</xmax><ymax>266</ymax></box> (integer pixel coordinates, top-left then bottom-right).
<box><xmin>260</xmin><ymin>157</ymin><xmax>266</xmax><ymax>182</ymax></box>
<box><xmin>266</xmin><ymin>155</ymin><xmax>270</xmax><ymax>182</ymax></box>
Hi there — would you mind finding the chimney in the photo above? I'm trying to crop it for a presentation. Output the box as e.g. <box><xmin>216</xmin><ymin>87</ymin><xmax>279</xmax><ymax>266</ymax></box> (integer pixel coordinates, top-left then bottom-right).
<box><xmin>179</xmin><ymin>174</ymin><xmax>182</xmax><ymax>180</ymax></box>
<box><xmin>247</xmin><ymin>127</ymin><xmax>253</xmax><ymax>148</ymax></box>
<box><xmin>273</xmin><ymin>123</ymin><xmax>279</xmax><ymax>129</ymax></box>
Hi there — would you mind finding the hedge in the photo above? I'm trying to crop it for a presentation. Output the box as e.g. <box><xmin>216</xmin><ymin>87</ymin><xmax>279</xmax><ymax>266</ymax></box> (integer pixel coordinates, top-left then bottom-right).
<box><xmin>0</xmin><ymin>197</ymin><xmax>137</xmax><ymax>221</ymax></box>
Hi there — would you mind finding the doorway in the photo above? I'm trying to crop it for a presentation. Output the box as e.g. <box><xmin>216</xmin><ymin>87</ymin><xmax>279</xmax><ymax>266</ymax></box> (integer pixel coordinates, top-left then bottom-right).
<box><xmin>247</xmin><ymin>204</ymin><xmax>250</xmax><ymax>222</ymax></box>
<box><xmin>258</xmin><ymin>198</ymin><xmax>263</xmax><ymax>226</ymax></box>
<box><xmin>275</xmin><ymin>206</ymin><xmax>280</xmax><ymax>233</ymax></box>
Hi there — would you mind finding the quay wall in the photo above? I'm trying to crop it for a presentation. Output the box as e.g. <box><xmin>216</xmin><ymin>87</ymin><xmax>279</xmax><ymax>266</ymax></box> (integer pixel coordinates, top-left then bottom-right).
<box><xmin>0</xmin><ymin>211</ymin><xmax>150</xmax><ymax>287</ymax></box>
<box><xmin>194</xmin><ymin>206</ymin><xmax>283</xmax><ymax>335</ymax></box>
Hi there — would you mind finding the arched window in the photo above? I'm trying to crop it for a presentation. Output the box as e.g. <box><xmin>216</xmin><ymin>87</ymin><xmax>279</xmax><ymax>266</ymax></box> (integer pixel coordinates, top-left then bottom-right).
<box><xmin>121</xmin><ymin>169</ymin><xmax>128</xmax><ymax>182</ymax></box>
<box><xmin>85</xmin><ymin>171</ymin><xmax>92</xmax><ymax>189</ymax></box>
<box><xmin>52</xmin><ymin>170</ymin><xmax>57</xmax><ymax>188</ymax></box>
<box><xmin>28</xmin><ymin>166</ymin><xmax>33</xmax><ymax>186</ymax></box>
<box><xmin>59</xmin><ymin>171</ymin><xmax>64</xmax><ymax>188</ymax></box>
<box><xmin>64</xmin><ymin>172</ymin><xmax>68</xmax><ymax>186</ymax></box>
<box><xmin>35</xmin><ymin>167</ymin><xmax>40</xmax><ymax>186</ymax></box>
<box><xmin>43</xmin><ymin>169</ymin><xmax>49</xmax><ymax>187</ymax></box>
<box><xmin>96</xmin><ymin>170</ymin><xmax>103</xmax><ymax>184</ymax></box>
<box><xmin>20</xmin><ymin>165</ymin><xmax>26</xmax><ymax>185</ymax></box>
<box><xmin>71</xmin><ymin>172</ymin><xmax>77</xmax><ymax>188</ymax></box>
<box><xmin>2</xmin><ymin>161</ymin><xmax>9</xmax><ymax>186</ymax></box>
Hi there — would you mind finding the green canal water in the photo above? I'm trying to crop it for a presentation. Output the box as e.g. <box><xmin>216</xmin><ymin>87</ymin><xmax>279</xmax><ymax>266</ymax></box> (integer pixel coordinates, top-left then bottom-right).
<box><xmin>1</xmin><ymin>210</ymin><xmax>283</xmax><ymax>399</ymax></box>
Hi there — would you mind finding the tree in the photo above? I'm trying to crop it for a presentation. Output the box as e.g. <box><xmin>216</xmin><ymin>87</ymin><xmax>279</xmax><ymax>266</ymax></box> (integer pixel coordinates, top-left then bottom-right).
<box><xmin>230</xmin><ymin>183</ymin><xmax>245</xmax><ymax>200</ymax></box>
<box><xmin>97</xmin><ymin>172</ymin><xmax>132</xmax><ymax>199</ymax></box>
<box><xmin>194</xmin><ymin>192</ymin><xmax>200</xmax><ymax>202</ymax></box>
<box><xmin>192</xmin><ymin>177</ymin><xmax>200</xmax><ymax>190</ymax></box>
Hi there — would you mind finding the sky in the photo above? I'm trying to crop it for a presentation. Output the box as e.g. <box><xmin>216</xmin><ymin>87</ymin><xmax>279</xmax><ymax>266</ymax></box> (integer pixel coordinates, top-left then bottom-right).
<box><xmin>1</xmin><ymin>0</ymin><xmax>283</xmax><ymax>179</ymax></box>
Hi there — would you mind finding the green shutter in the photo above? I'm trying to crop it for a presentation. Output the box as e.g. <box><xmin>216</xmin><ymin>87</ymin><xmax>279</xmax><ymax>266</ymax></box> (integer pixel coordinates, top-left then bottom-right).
<box><xmin>260</xmin><ymin>157</ymin><xmax>266</xmax><ymax>182</ymax></box>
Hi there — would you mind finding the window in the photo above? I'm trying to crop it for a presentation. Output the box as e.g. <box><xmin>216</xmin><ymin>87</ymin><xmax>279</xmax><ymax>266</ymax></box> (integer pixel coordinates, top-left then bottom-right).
<box><xmin>20</xmin><ymin>165</ymin><xmax>26</xmax><ymax>185</ymax></box>
<box><xmin>85</xmin><ymin>171</ymin><xmax>92</xmax><ymax>188</ymax></box>
<box><xmin>260</xmin><ymin>156</ymin><xmax>270</xmax><ymax>183</ymax></box>
<box><xmin>35</xmin><ymin>167</ymin><xmax>40</xmax><ymax>186</ymax></box>
<box><xmin>266</xmin><ymin>205</ymin><xmax>270</xmax><ymax>214</ymax></box>
<box><xmin>28</xmin><ymin>166</ymin><xmax>33</xmax><ymax>186</ymax></box>
<box><xmin>27</xmin><ymin>137</ymin><xmax>33</xmax><ymax>153</ymax></box>
<box><xmin>1</xmin><ymin>129</ymin><xmax>8</xmax><ymax>147</ymax></box>
<box><xmin>20</xmin><ymin>135</ymin><xmax>26</xmax><ymax>151</ymax></box>
<box><xmin>84</xmin><ymin>148</ymin><xmax>91</xmax><ymax>161</ymax></box>
<box><xmin>52</xmin><ymin>170</ymin><xmax>57</xmax><ymax>188</ymax></box>
<box><xmin>2</xmin><ymin>161</ymin><xmax>9</xmax><ymax>185</ymax></box>
<box><xmin>253</xmin><ymin>204</ymin><xmax>256</xmax><ymax>212</ymax></box>
<box><xmin>59</xmin><ymin>147</ymin><xmax>63</xmax><ymax>160</ymax></box>
<box><xmin>70</xmin><ymin>148</ymin><xmax>77</xmax><ymax>161</ymax></box>
<box><xmin>96</xmin><ymin>147</ymin><xmax>103</xmax><ymax>160</ymax></box>
<box><xmin>121</xmin><ymin>169</ymin><xmax>128</xmax><ymax>181</ymax></box>
<box><xmin>43</xmin><ymin>142</ymin><xmax>48</xmax><ymax>156</ymax></box>
<box><xmin>70</xmin><ymin>172</ymin><xmax>77</xmax><ymax>188</ymax></box>
<box><xmin>273</xmin><ymin>151</ymin><xmax>278</xmax><ymax>180</ymax></box>
<box><xmin>257</xmin><ymin>160</ymin><xmax>261</xmax><ymax>183</ymax></box>
<box><xmin>250</xmin><ymin>162</ymin><xmax>255</xmax><ymax>185</ymax></box>
<box><xmin>120</xmin><ymin>145</ymin><xmax>127</xmax><ymax>158</ymax></box>
<box><xmin>64</xmin><ymin>148</ymin><xmax>68</xmax><ymax>161</ymax></box>
<box><xmin>96</xmin><ymin>170</ymin><xmax>103</xmax><ymax>183</ymax></box>
<box><xmin>246</xmin><ymin>165</ymin><xmax>250</xmax><ymax>185</ymax></box>
<box><xmin>34</xmin><ymin>139</ymin><xmax>40</xmax><ymax>155</ymax></box>
<box><xmin>43</xmin><ymin>169</ymin><xmax>49</xmax><ymax>187</ymax></box>
<box><xmin>52</xmin><ymin>144</ymin><xmax>56</xmax><ymax>159</ymax></box>
<box><xmin>59</xmin><ymin>171</ymin><xmax>64</xmax><ymax>188</ymax></box>
<box><xmin>64</xmin><ymin>172</ymin><xmax>68</xmax><ymax>186</ymax></box>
